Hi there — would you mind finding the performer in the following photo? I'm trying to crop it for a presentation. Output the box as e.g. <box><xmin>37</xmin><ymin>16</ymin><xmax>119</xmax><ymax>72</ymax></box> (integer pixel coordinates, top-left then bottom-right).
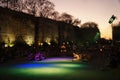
<box><xmin>73</xmin><ymin>52</ymin><xmax>80</xmax><ymax>61</ymax></box>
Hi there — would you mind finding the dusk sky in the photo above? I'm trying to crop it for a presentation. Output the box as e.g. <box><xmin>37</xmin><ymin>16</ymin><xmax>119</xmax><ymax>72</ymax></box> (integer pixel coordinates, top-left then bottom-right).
<box><xmin>50</xmin><ymin>0</ymin><xmax>120</xmax><ymax>39</ymax></box>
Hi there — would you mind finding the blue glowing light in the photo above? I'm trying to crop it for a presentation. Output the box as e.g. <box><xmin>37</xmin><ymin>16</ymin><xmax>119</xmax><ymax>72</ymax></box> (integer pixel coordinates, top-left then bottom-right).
<box><xmin>15</xmin><ymin>63</ymin><xmax>53</xmax><ymax>68</ymax></box>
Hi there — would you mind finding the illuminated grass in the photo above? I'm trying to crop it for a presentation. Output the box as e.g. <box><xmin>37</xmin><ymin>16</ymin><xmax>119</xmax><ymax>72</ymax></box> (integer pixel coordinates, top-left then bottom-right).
<box><xmin>12</xmin><ymin>61</ymin><xmax>85</xmax><ymax>76</ymax></box>
<box><xmin>13</xmin><ymin>67</ymin><xmax>71</xmax><ymax>75</ymax></box>
<box><xmin>2</xmin><ymin>58</ymin><xmax>86</xmax><ymax>79</ymax></box>
<box><xmin>1</xmin><ymin>58</ymin><xmax>119</xmax><ymax>80</ymax></box>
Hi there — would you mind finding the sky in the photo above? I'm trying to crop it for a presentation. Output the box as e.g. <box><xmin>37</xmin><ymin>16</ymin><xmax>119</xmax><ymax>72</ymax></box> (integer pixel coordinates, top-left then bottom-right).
<box><xmin>50</xmin><ymin>0</ymin><xmax>120</xmax><ymax>39</ymax></box>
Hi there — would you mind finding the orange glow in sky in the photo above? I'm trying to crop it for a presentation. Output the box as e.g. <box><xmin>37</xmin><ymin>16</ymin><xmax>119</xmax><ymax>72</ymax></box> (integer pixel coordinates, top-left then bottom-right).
<box><xmin>50</xmin><ymin>0</ymin><xmax>120</xmax><ymax>39</ymax></box>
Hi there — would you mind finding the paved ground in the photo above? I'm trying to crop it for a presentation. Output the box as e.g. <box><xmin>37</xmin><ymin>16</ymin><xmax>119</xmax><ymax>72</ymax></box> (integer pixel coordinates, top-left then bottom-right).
<box><xmin>0</xmin><ymin>57</ymin><xmax>120</xmax><ymax>80</ymax></box>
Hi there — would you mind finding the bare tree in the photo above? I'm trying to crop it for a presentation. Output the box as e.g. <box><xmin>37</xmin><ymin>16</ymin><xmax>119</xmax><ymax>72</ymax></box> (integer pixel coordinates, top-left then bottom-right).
<box><xmin>0</xmin><ymin>0</ymin><xmax>10</xmax><ymax>8</ymax></box>
<box><xmin>0</xmin><ymin>0</ymin><xmax>21</xmax><ymax>11</ymax></box>
<box><xmin>23</xmin><ymin>0</ymin><xmax>55</xmax><ymax>17</ymax></box>
<box><xmin>39</xmin><ymin>0</ymin><xmax>55</xmax><ymax>17</ymax></box>
<box><xmin>0</xmin><ymin>0</ymin><xmax>81</xmax><ymax>26</ymax></box>
<box><xmin>11</xmin><ymin>0</ymin><xmax>24</xmax><ymax>11</ymax></box>
<box><xmin>0</xmin><ymin>0</ymin><xmax>3</xmax><ymax>6</ymax></box>
<box><xmin>22</xmin><ymin>0</ymin><xmax>37</xmax><ymax>15</ymax></box>
<box><xmin>8</xmin><ymin>0</ymin><xmax>19</xmax><ymax>10</ymax></box>
<box><xmin>0</xmin><ymin>0</ymin><xmax>55</xmax><ymax>17</ymax></box>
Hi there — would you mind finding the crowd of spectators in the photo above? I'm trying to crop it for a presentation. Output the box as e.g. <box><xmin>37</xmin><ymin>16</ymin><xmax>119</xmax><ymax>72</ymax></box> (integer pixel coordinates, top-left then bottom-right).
<box><xmin>0</xmin><ymin>41</ymin><xmax>120</xmax><ymax>69</ymax></box>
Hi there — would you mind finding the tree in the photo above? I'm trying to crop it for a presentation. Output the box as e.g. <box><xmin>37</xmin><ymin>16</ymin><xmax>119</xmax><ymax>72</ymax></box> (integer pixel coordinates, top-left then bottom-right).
<box><xmin>49</xmin><ymin>11</ymin><xmax>59</xmax><ymax>20</ymax></box>
<box><xmin>9</xmin><ymin>0</ymin><xmax>18</xmax><ymax>9</ymax></box>
<box><xmin>0</xmin><ymin>0</ymin><xmax>18</xmax><ymax>9</ymax></box>
<box><xmin>39</xmin><ymin>0</ymin><xmax>55</xmax><ymax>18</ymax></box>
<box><xmin>80</xmin><ymin>22</ymin><xmax>100</xmax><ymax>44</ymax></box>
<box><xmin>58</xmin><ymin>13</ymin><xmax>81</xmax><ymax>26</ymax></box>
<box><xmin>11</xmin><ymin>0</ymin><xmax>25</xmax><ymax>11</ymax></box>
<box><xmin>0</xmin><ymin>0</ymin><xmax>10</xmax><ymax>8</ymax></box>
<box><xmin>0</xmin><ymin>0</ymin><xmax>55</xmax><ymax>17</ymax></box>
<box><xmin>23</xmin><ymin>0</ymin><xmax>55</xmax><ymax>17</ymax></box>
<box><xmin>72</xmin><ymin>18</ymin><xmax>81</xmax><ymax>26</ymax></box>
<box><xmin>23</xmin><ymin>0</ymin><xmax>37</xmax><ymax>15</ymax></box>
<box><xmin>81</xmin><ymin>22</ymin><xmax>98</xmax><ymax>28</ymax></box>
<box><xmin>59</xmin><ymin>13</ymin><xmax>73</xmax><ymax>24</ymax></box>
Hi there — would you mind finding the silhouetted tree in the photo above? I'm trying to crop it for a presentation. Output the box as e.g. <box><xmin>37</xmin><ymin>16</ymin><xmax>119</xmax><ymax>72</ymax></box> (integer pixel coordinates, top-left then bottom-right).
<box><xmin>23</xmin><ymin>0</ymin><xmax>54</xmax><ymax>17</ymax></box>
<box><xmin>0</xmin><ymin>0</ymin><xmax>18</xmax><ymax>8</ymax></box>
<box><xmin>58</xmin><ymin>13</ymin><xmax>81</xmax><ymax>26</ymax></box>
<box><xmin>72</xmin><ymin>18</ymin><xmax>81</xmax><ymax>26</ymax></box>
<box><xmin>39</xmin><ymin>0</ymin><xmax>55</xmax><ymax>18</ymax></box>
<box><xmin>0</xmin><ymin>0</ymin><xmax>10</xmax><ymax>8</ymax></box>
<box><xmin>12</xmin><ymin>0</ymin><xmax>25</xmax><ymax>11</ymax></box>
<box><xmin>0</xmin><ymin>0</ymin><xmax>81</xmax><ymax>25</ymax></box>
<box><xmin>9</xmin><ymin>0</ymin><xmax>18</xmax><ymax>9</ymax></box>
<box><xmin>80</xmin><ymin>22</ymin><xmax>100</xmax><ymax>44</ymax></box>
<box><xmin>50</xmin><ymin>11</ymin><xmax>59</xmax><ymax>20</ymax></box>
<box><xmin>81</xmin><ymin>22</ymin><xmax>98</xmax><ymax>29</ymax></box>
<box><xmin>0</xmin><ymin>0</ymin><xmax>55</xmax><ymax>17</ymax></box>
<box><xmin>59</xmin><ymin>13</ymin><xmax>73</xmax><ymax>24</ymax></box>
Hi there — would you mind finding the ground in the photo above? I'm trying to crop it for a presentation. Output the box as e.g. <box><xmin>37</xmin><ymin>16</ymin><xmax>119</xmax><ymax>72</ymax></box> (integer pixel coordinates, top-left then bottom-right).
<box><xmin>0</xmin><ymin>57</ymin><xmax>120</xmax><ymax>80</ymax></box>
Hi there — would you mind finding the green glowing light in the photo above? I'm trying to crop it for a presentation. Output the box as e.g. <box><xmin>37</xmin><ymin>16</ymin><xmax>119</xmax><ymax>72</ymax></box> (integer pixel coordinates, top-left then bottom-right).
<box><xmin>25</xmin><ymin>67</ymin><xmax>70</xmax><ymax>75</ymax></box>
<box><xmin>8</xmin><ymin>63</ymin><xmax>85</xmax><ymax>76</ymax></box>
<box><xmin>9</xmin><ymin>67</ymin><xmax>71</xmax><ymax>76</ymax></box>
<box><xmin>94</xmin><ymin>32</ymin><xmax>100</xmax><ymax>42</ymax></box>
<box><xmin>55</xmin><ymin>63</ymin><xmax>84</xmax><ymax>68</ymax></box>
